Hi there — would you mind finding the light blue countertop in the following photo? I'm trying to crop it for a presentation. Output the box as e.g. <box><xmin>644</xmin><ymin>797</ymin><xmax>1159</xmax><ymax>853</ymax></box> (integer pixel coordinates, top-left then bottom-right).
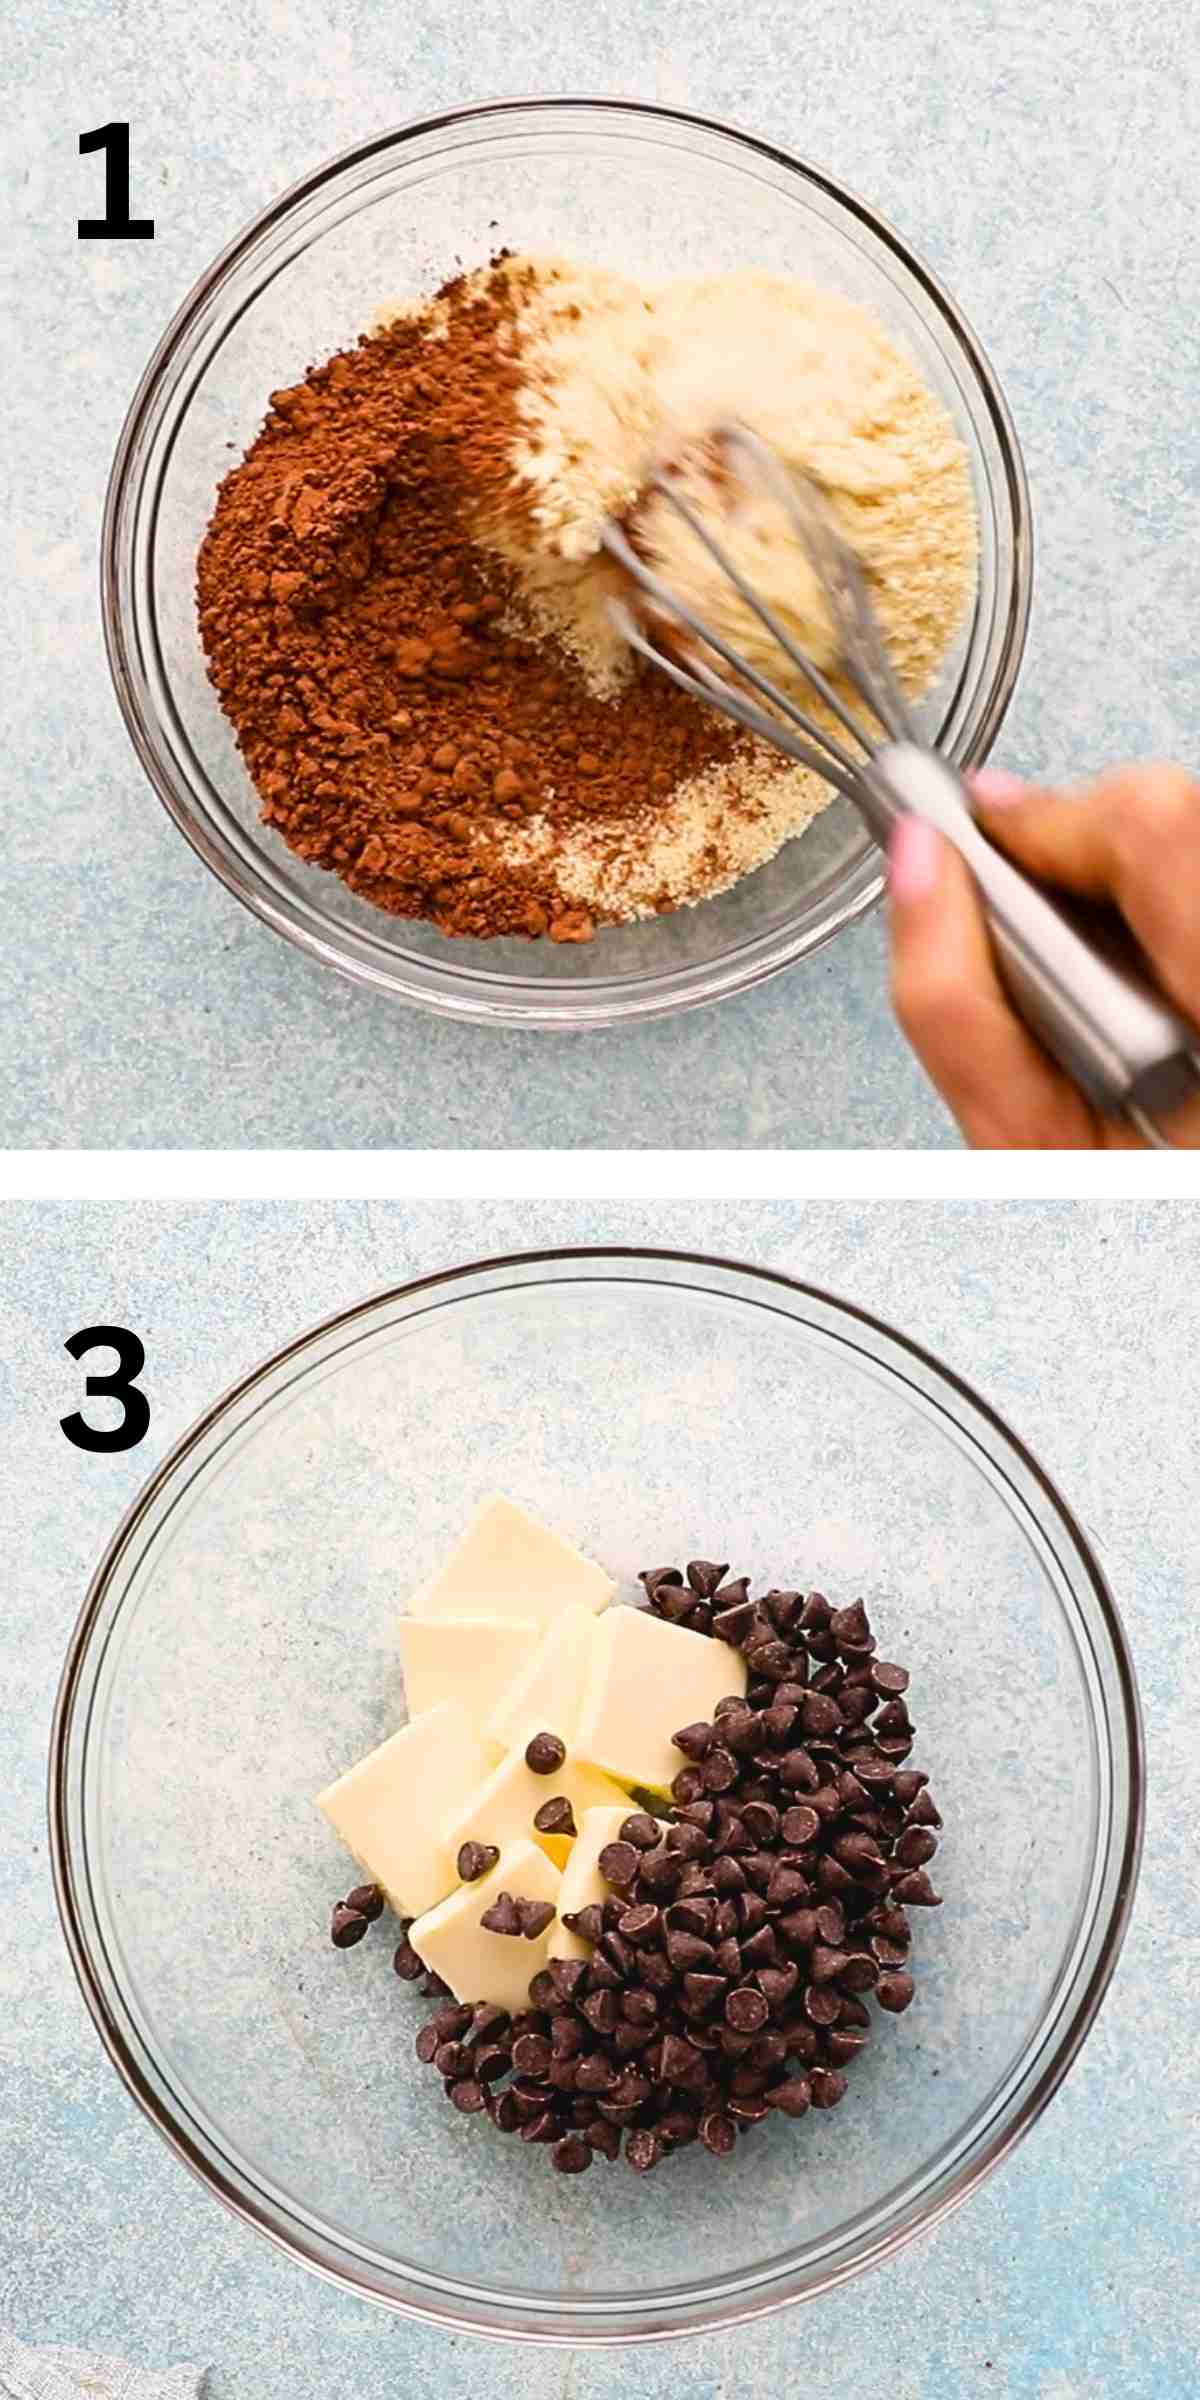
<box><xmin>4</xmin><ymin>1198</ymin><xmax>1198</xmax><ymax>2393</ymax></box>
<box><xmin>5</xmin><ymin>1</ymin><xmax>1199</xmax><ymax>1147</ymax></box>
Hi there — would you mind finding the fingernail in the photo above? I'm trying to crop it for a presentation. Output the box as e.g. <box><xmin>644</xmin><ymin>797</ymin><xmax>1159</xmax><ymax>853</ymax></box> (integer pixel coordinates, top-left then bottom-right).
<box><xmin>889</xmin><ymin>815</ymin><xmax>942</xmax><ymax>902</ymax></box>
<box><xmin>970</xmin><ymin>767</ymin><xmax>1027</xmax><ymax>807</ymax></box>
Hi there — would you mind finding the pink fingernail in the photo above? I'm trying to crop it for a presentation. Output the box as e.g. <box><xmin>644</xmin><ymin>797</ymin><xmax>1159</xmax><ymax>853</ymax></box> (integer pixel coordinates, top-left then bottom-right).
<box><xmin>970</xmin><ymin>767</ymin><xmax>1027</xmax><ymax>806</ymax></box>
<box><xmin>889</xmin><ymin>815</ymin><xmax>942</xmax><ymax>902</ymax></box>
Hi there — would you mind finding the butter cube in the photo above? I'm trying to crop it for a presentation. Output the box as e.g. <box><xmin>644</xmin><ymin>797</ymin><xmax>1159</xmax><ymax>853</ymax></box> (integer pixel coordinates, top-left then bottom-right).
<box><xmin>397</xmin><ymin>1614</ymin><xmax>537</xmax><ymax>1734</ymax></box>
<box><xmin>575</xmin><ymin>1607</ymin><xmax>748</xmax><ymax>1796</ymax></box>
<box><xmin>315</xmin><ymin>1700</ymin><xmax>491</xmax><ymax>1918</ymax></box>
<box><xmin>442</xmin><ymin>1739</ymin><xmax>628</xmax><ymax>1871</ymax></box>
<box><xmin>410</xmin><ymin>1838</ymin><xmax>561</xmax><ymax>2012</ymax></box>
<box><xmin>548</xmin><ymin>1805</ymin><xmax>633</xmax><ymax>1960</ymax></box>
<box><xmin>410</xmin><ymin>1495</ymin><xmax>614</xmax><ymax>1631</ymax></box>
<box><xmin>484</xmin><ymin>1602</ymin><xmax>599</xmax><ymax>1754</ymax></box>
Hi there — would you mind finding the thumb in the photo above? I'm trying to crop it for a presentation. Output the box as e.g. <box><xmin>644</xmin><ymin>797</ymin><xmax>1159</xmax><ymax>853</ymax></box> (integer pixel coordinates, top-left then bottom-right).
<box><xmin>887</xmin><ymin>814</ymin><xmax>1097</xmax><ymax>1146</ymax></box>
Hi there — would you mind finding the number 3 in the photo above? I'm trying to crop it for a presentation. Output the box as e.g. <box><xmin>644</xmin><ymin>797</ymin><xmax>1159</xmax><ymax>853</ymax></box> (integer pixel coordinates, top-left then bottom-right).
<box><xmin>61</xmin><ymin>1325</ymin><xmax>151</xmax><ymax>1453</ymax></box>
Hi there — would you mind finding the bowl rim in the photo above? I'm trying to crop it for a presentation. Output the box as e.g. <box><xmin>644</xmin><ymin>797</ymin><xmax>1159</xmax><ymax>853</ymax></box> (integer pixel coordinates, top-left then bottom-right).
<box><xmin>100</xmin><ymin>95</ymin><xmax>1034</xmax><ymax>1028</ymax></box>
<box><xmin>49</xmin><ymin>1244</ymin><xmax>1142</xmax><ymax>2344</ymax></box>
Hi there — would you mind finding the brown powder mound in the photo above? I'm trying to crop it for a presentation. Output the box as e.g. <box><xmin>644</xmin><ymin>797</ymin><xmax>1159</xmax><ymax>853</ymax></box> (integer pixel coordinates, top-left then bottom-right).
<box><xmin>196</xmin><ymin>262</ymin><xmax>740</xmax><ymax>942</ymax></box>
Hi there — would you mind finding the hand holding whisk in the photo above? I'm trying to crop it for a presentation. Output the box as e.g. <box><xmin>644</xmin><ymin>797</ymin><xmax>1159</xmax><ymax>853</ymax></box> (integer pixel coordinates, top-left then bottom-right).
<box><xmin>603</xmin><ymin>425</ymin><xmax>1200</xmax><ymax>1147</ymax></box>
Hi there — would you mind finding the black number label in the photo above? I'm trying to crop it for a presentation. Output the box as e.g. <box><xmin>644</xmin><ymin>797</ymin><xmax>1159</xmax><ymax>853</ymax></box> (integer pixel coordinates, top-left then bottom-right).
<box><xmin>61</xmin><ymin>1326</ymin><xmax>151</xmax><ymax>1453</ymax></box>
<box><xmin>78</xmin><ymin>123</ymin><xmax>155</xmax><ymax>240</ymax></box>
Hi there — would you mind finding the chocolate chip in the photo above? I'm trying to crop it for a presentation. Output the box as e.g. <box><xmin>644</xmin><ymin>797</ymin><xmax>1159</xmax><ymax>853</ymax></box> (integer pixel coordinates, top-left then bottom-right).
<box><xmin>769</xmin><ymin>2074</ymin><xmax>811</xmax><ymax>2117</ymax></box>
<box><xmin>330</xmin><ymin>1903</ymin><xmax>368</xmax><ymax>1949</ymax></box>
<box><xmin>457</xmin><ymin>1840</ymin><xmax>500</xmax><ymax>1881</ymax></box>
<box><xmin>620</xmin><ymin>1812</ymin><xmax>662</xmax><ymax>1849</ymax></box>
<box><xmin>346</xmin><ymin>1882</ymin><xmax>384</xmax><ymax>1920</ymax></box>
<box><xmin>626</xmin><ymin>2127</ymin><xmax>662</xmax><ymax>2172</ymax></box>
<box><xmin>741</xmin><ymin>1799</ymin><xmax>780</xmax><ymax>1845</ymax></box>
<box><xmin>701</xmin><ymin>1746</ymin><xmax>739</xmax><ymax>1793</ymax></box>
<box><xmin>552</xmin><ymin>2133</ymin><xmax>592</xmax><ymax>2173</ymax></box>
<box><xmin>618</xmin><ymin>1903</ymin><xmax>662</xmax><ymax>1946</ymax></box>
<box><xmin>830</xmin><ymin>1600</ymin><xmax>871</xmax><ymax>1649</ymax></box>
<box><xmin>672</xmin><ymin>1719</ymin><xmax>714</xmax><ymax>1761</ymax></box>
<box><xmin>875</xmin><ymin>1968</ymin><xmax>916</xmax><ymax>2013</ymax></box>
<box><xmin>520</xmin><ymin>2109</ymin><xmax>560</xmax><ymax>2143</ymax></box>
<box><xmin>756</xmin><ymin>1963</ymin><xmax>799</xmax><ymax>2012</ymax></box>
<box><xmin>671</xmin><ymin>1766</ymin><xmax>706</xmax><ymax>1804</ymax></box>
<box><xmin>512</xmin><ymin>2031</ymin><xmax>553</xmax><ymax>2075</ymax></box>
<box><xmin>667</xmin><ymin>1818</ymin><xmax>711</xmax><ymax>1856</ymax></box>
<box><xmin>435</xmin><ymin>2040</ymin><xmax>470</xmax><ymax>2079</ymax></box>
<box><xmin>582</xmin><ymin>1989</ymin><xmax>618</xmax><ymax>2035</ymax></box>
<box><xmin>525</xmin><ymin>1731</ymin><xmax>566</xmax><ymax>1774</ymax></box>
<box><xmin>801</xmin><ymin>1693</ymin><xmax>842</xmax><ymax>1737</ymax></box>
<box><xmin>699</xmin><ymin>2108</ymin><xmax>737</xmax><ymax>2156</ymax></box>
<box><xmin>471</xmin><ymin>2001</ymin><xmax>511</xmax><ymax>2040</ymax></box>
<box><xmin>533</xmin><ymin>1797</ymin><xmax>577</xmax><ymax>1839</ymax></box>
<box><xmin>891</xmin><ymin>1770</ymin><xmax>929</xmax><ymax>1807</ymax></box>
<box><xmin>891</xmin><ymin>1870</ymin><xmax>942</xmax><ymax>1907</ymax></box>
<box><xmin>895</xmin><ymin>1826</ymin><xmax>938</xmax><ymax>1868</ymax></box>
<box><xmin>781</xmin><ymin>1805</ymin><xmax>820</xmax><ymax>1846</ymax></box>
<box><xmin>415</xmin><ymin>2024</ymin><xmax>440</xmax><ymax>2064</ymax></box>
<box><xmin>640</xmin><ymin>1567</ymin><xmax>683</xmax><ymax>1598</ymax></box>
<box><xmin>518</xmin><ymin>1898</ymin><xmax>556</xmax><ymax>1938</ymax></box>
<box><xmin>656</xmin><ymin>1585</ymin><xmax>695</xmax><ymax>1623</ymax></box>
<box><xmin>586</xmin><ymin>2119</ymin><xmax>621</xmax><ymax>2159</ymax></box>
<box><xmin>475</xmin><ymin>2045</ymin><xmax>511</xmax><ymax>2082</ymax></box>
<box><xmin>660</xmin><ymin>2032</ymin><xmax>708</xmax><ymax>2087</ymax></box>
<box><xmin>449</xmin><ymin>2078</ymin><xmax>486</xmax><ymax>2113</ymax></box>
<box><xmin>907</xmin><ymin>1790</ymin><xmax>943</xmax><ymax>1828</ymax></box>
<box><xmin>804</xmin><ymin>1983</ymin><xmax>842</xmax><ymax>2026</ymax></box>
<box><xmin>725</xmin><ymin>1985</ymin><xmax>768</xmax><ymax>2033</ymax></box>
<box><xmin>809</xmin><ymin>2067</ymin><xmax>848</xmax><ymax>2109</ymax></box>
<box><xmin>713</xmin><ymin>1598</ymin><xmax>758</xmax><ymax>1646</ymax></box>
<box><xmin>871</xmin><ymin>1661</ymin><xmax>910</xmax><ymax>1695</ymax></box>
<box><xmin>598</xmin><ymin>1841</ymin><xmax>640</xmax><ymax>1889</ymax></box>
<box><xmin>430</xmin><ymin>2001</ymin><xmax>473</xmax><ymax>2039</ymax></box>
<box><xmin>826</xmin><ymin>2027</ymin><xmax>868</xmax><ymax>2066</ymax></box>
<box><xmin>766</xmin><ymin>1864</ymin><xmax>808</xmax><ymax>1910</ymax></box>
<box><xmin>392</xmin><ymin>1938</ymin><xmax>424</xmax><ymax>1981</ymax></box>
<box><xmin>687</xmin><ymin>1560</ymin><xmax>729</xmax><ymax>1597</ymax></box>
<box><xmin>666</xmin><ymin>1926</ymin><xmax>717</xmax><ymax>1973</ymax></box>
<box><xmin>682</xmin><ymin>1972</ymin><xmax>728</xmax><ymax>2014</ymax></box>
<box><xmin>480</xmin><ymin>1891</ymin><xmax>522</xmax><ymax>1935</ymax></box>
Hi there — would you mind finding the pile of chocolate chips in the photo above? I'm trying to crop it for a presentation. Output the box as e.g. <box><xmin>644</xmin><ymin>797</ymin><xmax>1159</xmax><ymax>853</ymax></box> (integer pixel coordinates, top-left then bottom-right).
<box><xmin>343</xmin><ymin>1564</ymin><xmax>943</xmax><ymax>2176</ymax></box>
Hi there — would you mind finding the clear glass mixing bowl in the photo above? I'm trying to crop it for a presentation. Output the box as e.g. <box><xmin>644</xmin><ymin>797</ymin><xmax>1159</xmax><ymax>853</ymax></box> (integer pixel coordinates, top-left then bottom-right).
<box><xmin>51</xmin><ymin>1249</ymin><xmax>1140</xmax><ymax>2343</ymax></box>
<box><xmin>102</xmin><ymin>100</ymin><xmax>1032</xmax><ymax>1027</ymax></box>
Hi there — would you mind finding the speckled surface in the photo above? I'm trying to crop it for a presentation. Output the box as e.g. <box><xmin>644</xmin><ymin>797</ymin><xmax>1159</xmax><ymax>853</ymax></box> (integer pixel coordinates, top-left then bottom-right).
<box><xmin>4</xmin><ymin>1200</ymin><xmax>1198</xmax><ymax>2392</ymax></box>
<box><xmin>5</xmin><ymin>3</ymin><xmax>1199</xmax><ymax>1147</ymax></box>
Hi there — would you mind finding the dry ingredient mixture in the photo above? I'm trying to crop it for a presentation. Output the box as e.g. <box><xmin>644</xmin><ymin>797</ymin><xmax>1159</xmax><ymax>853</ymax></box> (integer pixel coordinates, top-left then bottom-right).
<box><xmin>321</xmin><ymin>1501</ymin><xmax>944</xmax><ymax>2181</ymax></box>
<box><xmin>199</xmin><ymin>254</ymin><xmax>977</xmax><ymax>943</ymax></box>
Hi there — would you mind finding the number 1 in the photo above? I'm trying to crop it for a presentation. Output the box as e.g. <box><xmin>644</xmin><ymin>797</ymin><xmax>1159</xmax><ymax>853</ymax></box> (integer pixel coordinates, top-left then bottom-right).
<box><xmin>78</xmin><ymin>122</ymin><xmax>155</xmax><ymax>240</ymax></box>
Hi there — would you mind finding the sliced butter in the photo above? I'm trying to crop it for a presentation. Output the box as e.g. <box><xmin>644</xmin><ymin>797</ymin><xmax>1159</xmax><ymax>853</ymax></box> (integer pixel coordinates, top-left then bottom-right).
<box><xmin>397</xmin><ymin>1614</ymin><xmax>537</xmax><ymax>1734</ymax></box>
<box><xmin>409</xmin><ymin>1495</ymin><xmax>615</xmax><ymax>1630</ymax></box>
<box><xmin>410</xmin><ymin>1837</ymin><xmax>561</xmax><ymax>2012</ymax></box>
<box><xmin>575</xmin><ymin>1605</ymin><xmax>748</xmax><ymax>1796</ymax></box>
<box><xmin>442</xmin><ymin>1739</ymin><xmax>628</xmax><ymax>1871</ymax></box>
<box><xmin>548</xmin><ymin>1804</ymin><xmax>632</xmax><ymax>1961</ymax></box>
<box><xmin>315</xmin><ymin>1700</ymin><xmax>490</xmax><ymax>1918</ymax></box>
<box><xmin>484</xmin><ymin>1601</ymin><xmax>599</xmax><ymax>1754</ymax></box>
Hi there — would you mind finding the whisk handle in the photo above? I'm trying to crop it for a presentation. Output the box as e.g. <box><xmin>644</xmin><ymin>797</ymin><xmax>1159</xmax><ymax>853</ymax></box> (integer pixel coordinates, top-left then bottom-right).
<box><xmin>873</xmin><ymin>744</ymin><xmax>1200</xmax><ymax>1125</ymax></box>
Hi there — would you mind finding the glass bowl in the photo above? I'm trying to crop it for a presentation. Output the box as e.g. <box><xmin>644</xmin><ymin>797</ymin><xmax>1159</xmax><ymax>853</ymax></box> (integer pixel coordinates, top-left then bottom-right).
<box><xmin>51</xmin><ymin>1248</ymin><xmax>1140</xmax><ymax>2344</ymax></box>
<box><xmin>102</xmin><ymin>99</ymin><xmax>1032</xmax><ymax>1029</ymax></box>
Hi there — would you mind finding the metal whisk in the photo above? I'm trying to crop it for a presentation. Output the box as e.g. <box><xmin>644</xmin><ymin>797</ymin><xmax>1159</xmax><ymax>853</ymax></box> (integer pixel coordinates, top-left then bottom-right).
<box><xmin>602</xmin><ymin>423</ymin><xmax>1200</xmax><ymax>1144</ymax></box>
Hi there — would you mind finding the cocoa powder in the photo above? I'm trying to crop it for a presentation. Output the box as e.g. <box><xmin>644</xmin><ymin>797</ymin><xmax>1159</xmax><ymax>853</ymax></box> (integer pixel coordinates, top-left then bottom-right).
<box><xmin>196</xmin><ymin>262</ymin><xmax>735</xmax><ymax>942</ymax></box>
